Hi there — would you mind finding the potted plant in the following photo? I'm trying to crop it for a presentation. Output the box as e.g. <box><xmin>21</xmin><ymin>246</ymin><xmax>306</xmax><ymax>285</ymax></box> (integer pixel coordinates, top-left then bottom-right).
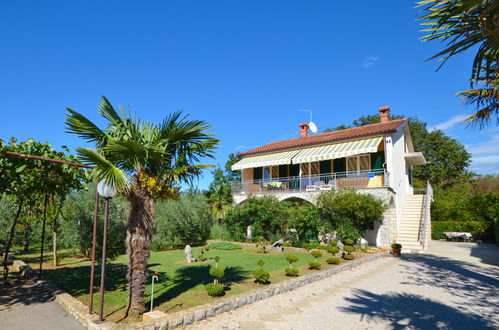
<box><xmin>391</xmin><ymin>243</ymin><xmax>402</xmax><ymax>256</ymax></box>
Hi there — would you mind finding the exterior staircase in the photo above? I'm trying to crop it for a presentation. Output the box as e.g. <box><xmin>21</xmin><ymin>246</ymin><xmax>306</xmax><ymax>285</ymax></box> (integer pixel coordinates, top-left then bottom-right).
<box><xmin>397</xmin><ymin>194</ymin><xmax>430</xmax><ymax>252</ymax></box>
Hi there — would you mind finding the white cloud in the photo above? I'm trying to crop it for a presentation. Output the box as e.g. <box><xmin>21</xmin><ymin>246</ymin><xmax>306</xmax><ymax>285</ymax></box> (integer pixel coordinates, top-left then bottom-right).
<box><xmin>362</xmin><ymin>56</ymin><xmax>380</xmax><ymax>68</ymax></box>
<box><xmin>431</xmin><ymin>114</ymin><xmax>470</xmax><ymax>131</ymax></box>
<box><xmin>468</xmin><ymin>134</ymin><xmax>499</xmax><ymax>174</ymax></box>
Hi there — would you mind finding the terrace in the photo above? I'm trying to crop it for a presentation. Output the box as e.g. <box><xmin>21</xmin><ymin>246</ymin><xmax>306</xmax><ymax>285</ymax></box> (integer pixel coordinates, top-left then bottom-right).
<box><xmin>232</xmin><ymin>169</ymin><xmax>389</xmax><ymax>195</ymax></box>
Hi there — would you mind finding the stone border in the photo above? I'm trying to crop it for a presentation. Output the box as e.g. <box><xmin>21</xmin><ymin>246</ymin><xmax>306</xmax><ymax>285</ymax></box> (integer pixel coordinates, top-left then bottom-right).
<box><xmin>14</xmin><ymin>249</ymin><xmax>388</xmax><ymax>329</ymax></box>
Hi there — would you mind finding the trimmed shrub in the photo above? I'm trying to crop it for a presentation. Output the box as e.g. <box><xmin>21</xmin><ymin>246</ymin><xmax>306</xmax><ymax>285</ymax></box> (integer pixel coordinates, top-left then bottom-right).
<box><xmin>205</xmin><ymin>283</ymin><xmax>225</xmax><ymax>297</ymax></box>
<box><xmin>327</xmin><ymin>246</ymin><xmax>339</xmax><ymax>255</ymax></box>
<box><xmin>311</xmin><ymin>250</ymin><xmax>322</xmax><ymax>259</ymax></box>
<box><xmin>391</xmin><ymin>243</ymin><xmax>402</xmax><ymax>249</ymax></box>
<box><xmin>343</xmin><ymin>245</ymin><xmax>355</xmax><ymax>253</ymax></box>
<box><xmin>285</xmin><ymin>267</ymin><xmax>299</xmax><ymax>276</ymax></box>
<box><xmin>207</xmin><ymin>242</ymin><xmax>242</xmax><ymax>250</ymax></box>
<box><xmin>343</xmin><ymin>254</ymin><xmax>355</xmax><ymax>260</ymax></box>
<box><xmin>329</xmin><ymin>240</ymin><xmax>338</xmax><ymax>247</ymax></box>
<box><xmin>326</xmin><ymin>257</ymin><xmax>341</xmax><ymax>264</ymax></box>
<box><xmin>252</xmin><ymin>268</ymin><xmax>270</xmax><ymax>284</ymax></box>
<box><xmin>286</xmin><ymin>254</ymin><xmax>299</xmax><ymax>264</ymax></box>
<box><xmin>344</xmin><ymin>239</ymin><xmax>354</xmax><ymax>245</ymax></box>
<box><xmin>209</xmin><ymin>267</ymin><xmax>225</xmax><ymax>281</ymax></box>
<box><xmin>308</xmin><ymin>261</ymin><xmax>321</xmax><ymax>269</ymax></box>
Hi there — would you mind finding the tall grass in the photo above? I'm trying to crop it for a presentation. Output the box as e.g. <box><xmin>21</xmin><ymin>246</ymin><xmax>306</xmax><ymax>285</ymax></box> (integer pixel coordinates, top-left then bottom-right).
<box><xmin>210</xmin><ymin>223</ymin><xmax>233</xmax><ymax>241</ymax></box>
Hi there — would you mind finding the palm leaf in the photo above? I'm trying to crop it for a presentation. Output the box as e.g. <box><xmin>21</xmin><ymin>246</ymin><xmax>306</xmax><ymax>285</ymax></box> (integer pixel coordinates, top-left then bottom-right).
<box><xmin>76</xmin><ymin>147</ymin><xmax>128</xmax><ymax>189</ymax></box>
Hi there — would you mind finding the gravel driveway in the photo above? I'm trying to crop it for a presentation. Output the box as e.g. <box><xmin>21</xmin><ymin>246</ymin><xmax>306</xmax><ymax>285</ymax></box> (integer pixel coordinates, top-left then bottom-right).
<box><xmin>188</xmin><ymin>245</ymin><xmax>499</xmax><ymax>330</ymax></box>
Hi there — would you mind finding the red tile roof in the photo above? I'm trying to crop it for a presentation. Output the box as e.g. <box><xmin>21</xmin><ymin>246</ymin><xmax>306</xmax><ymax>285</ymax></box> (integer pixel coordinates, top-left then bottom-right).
<box><xmin>239</xmin><ymin>119</ymin><xmax>407</xmax><ymax>157</ymax></box>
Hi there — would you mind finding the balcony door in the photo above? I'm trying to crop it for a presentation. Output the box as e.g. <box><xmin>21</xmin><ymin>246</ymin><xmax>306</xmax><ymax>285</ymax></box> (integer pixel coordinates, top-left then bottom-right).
<box><xmin>346</xmin><ymin>154</ymin><xmax>370</xmax><ymax>174</ymax></box>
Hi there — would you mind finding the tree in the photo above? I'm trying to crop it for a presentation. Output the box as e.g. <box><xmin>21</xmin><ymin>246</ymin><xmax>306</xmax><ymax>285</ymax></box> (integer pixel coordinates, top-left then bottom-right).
<box><xmin>316</xmin><ymin>189</ymin><xmax>387</xmax><ymax>241</ymax></box>
<box><xmin>418</xmin><ymin>0</ymin><xmax>499</xmax><ymax>127</ymax></box>
<box><xmin>0</xmin><ymin>138</ymin><xmax>86</xmax><ymax>278</ymax></box>
<box><xmin>65</xmin><ymin>96</ymin><xmax>218</xmax><ymax>318</ymax></box>
<box><xmin>324</xmin><ymin>115</ymin><xmax>472</xmax><ymax>186</ymax></box>
<box><xmin>205</xmin><ymin>184</ymin><xmax>233</xmax><ymax>222</ymax></box>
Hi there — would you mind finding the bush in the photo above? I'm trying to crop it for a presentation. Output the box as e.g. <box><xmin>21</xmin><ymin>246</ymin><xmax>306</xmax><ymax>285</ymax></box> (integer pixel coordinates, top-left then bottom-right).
<box><xmin>286</xmin><ymin>254</ymin><xmax>299</xmax><ymax>264</ymax></box>
<box><xmin>343</xmin><ymin>254</ymin><xmax>355</xmax><ymax>260</ymax></box>
<box><xmin>285</xmin><ymin>267</ymin><xmax>299</xmax><ymax>276</ymax></box>
<box><xmin>207</xmin><ymin>242</ymin><xmax>242</xmax><ymax>250</ymax></box>
<box><xmin>223</xmin><ymin>196</ymin><xmax>292</xmax><ymax>241</ymax></box>
<box><xmin>153</xmin><ymin>194</ymin><xmax>212</xmax><ymax>249</ymax></box>
<box><xmin>308</xmin><ymin>261</ymin><xmax>321</xmax><ymax>269</ymax></box>
<box><xmin>317</xmin><ymin>189</ymin><xmax>387</xmax><ymax>241</ymax></box>
<box><xmin>287</xmin><ymin>203</ymin><xmax>325</xmax><ymax>243</ymax></box>
<box><xmin>391</xmin><ymin>243</ymin><xmax>402</xmax><ymax>249</ymax></box>
<box><xmin>329</xmin><ymin>240</ymin><xmax>338</xmax><ymax>247</ymax></box>
<box><xmin>311</xmin><ymin>250</ymin><xmax>322</xmax><ymax>259</ymax></box>
<box><xmin>344</xmin><ymin>239</ymin><xmax>354</xmax><ymax>245</ymax></box>
<box><xmin>210</xmin><ymin>223</ymin><xmax>233</xmax><ymax>241</ymax></box>
<box><xmin>205</xmin><ymin>283</ymin><xmax>225</xmax><ymax>297</ymax></box>
<box><xmin>60</xmin><ymin>184</ymin><xmax>127</xmax><ymax>261</ymax></box>
<box><xmin>431</xmin><ymin>221</ymin><xmax>491</xmax><ymax>240</ymax></box>
<box><xmin>343</xmin><ymin>246</ymin><xmax>355</xmax><ymax>253</ymax></box>
<box><xmin>252</xmin><ymin>268</ymin><xmax>270</xmax><ymax>284</ymax></box>
<box><xmin>326</xmin><ymin>257</ymin><xmax>341</xmax><ymax>264</ymax></box>
<box><xmin>303</xmin><ymin>241</ymin><xmax>319</xmax><ymax>250</ymax></box>
<box><xmin>209</xmin><ymin>266</ymin><xmax>225</xmax><ymax>280</ymax></box>
<box><xmin>327</xmin><ymin>246</ymin><xmax>339</xmax><ymax>256</ymax></box>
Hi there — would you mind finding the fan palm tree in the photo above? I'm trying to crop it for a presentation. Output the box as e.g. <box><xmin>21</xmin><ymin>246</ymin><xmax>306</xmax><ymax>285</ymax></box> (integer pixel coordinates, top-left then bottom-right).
<box><xmin>418</xmin><ymin>0</ymin><xmax>499</xmax><ymax>127</ymax></box>
<box><xmin>65</xmin><ymin>96</ymin><xmax>219</xmax><ymax>317</ymax></box>
<box><xmin>205</xmin><ymin>184</ymin><xmax>233</xmax><ymax>221</ymax></box>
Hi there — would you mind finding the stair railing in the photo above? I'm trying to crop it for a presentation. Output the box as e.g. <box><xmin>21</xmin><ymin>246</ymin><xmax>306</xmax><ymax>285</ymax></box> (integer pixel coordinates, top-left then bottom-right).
<box><xmin>418</xmin><ymin>180</ymin><xmax>433</xmax><ymax>249</ymax></box>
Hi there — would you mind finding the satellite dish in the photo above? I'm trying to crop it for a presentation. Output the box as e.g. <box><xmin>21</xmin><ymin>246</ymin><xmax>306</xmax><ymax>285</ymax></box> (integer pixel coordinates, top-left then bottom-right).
<box><xmin>309</xmin><ymin>122</ymin><xmax>318</xmax><ymax>133</ymax></box>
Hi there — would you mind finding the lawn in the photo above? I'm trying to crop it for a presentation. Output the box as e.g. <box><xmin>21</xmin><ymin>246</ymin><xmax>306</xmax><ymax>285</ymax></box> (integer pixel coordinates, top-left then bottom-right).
<box><xmin>21</xmin><ymin>245</ymin><xmax>370</xmax><ymax>323</ymax></box>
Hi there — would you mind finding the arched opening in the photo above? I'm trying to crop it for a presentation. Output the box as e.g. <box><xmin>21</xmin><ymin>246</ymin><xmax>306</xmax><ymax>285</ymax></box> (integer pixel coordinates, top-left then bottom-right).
<box><xmin>280</xmin><ymin>196</ymin><xmax>314</xmax><ymax>205</ymax></box>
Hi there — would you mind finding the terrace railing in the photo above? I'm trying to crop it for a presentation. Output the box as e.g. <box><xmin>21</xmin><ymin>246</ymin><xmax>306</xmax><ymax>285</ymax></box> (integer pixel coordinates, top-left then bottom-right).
<box><xmin>232</xmin><ymin>170</ymin><xmax>389</xmax><ymax>194</ymax></box>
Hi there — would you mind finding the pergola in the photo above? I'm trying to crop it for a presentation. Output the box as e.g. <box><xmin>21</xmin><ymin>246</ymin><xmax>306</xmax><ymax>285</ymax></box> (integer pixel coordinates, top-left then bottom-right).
<box><xmin>0</xmin><ymin>149</ymin><xmax>109</xmax><ymax>320</ymax></box>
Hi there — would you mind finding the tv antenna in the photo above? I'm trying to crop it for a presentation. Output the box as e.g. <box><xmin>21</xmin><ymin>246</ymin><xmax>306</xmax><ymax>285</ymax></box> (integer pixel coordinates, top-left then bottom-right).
<box><xmin>299</xmin><ymin>109</ymin><xmax>318</xmax><ymax>134</ymax></box>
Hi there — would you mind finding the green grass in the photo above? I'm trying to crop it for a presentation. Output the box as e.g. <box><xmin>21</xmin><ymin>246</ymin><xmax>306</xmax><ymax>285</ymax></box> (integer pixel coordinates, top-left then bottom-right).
<box><xmin>26</xmin><ymin>246</ymin><xmax>367</xmax><ymax>323</ymax></box>
<box><xmin>207</xmin><ymin>242</ymin><xmax>242</xmax><ymax>250</ymax></box>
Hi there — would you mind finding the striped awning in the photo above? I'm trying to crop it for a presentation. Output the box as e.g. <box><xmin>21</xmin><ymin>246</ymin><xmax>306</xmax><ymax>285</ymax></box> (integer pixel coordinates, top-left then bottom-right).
<box><xmin>231</xmin><ymin>150</ymin><xmax>301</xmax><ymax>170</ymax></box>
<box><xmin>292</xmin><ymin>137</ymin><xmax>383</xmax><ymax>164</ymax></box>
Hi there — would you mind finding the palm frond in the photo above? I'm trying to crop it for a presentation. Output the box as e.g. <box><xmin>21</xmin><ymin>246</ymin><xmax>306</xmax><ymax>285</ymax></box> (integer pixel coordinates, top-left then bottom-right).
<box><xmin>76</xmin><ymin>147</ymin><xmax>128</xmax><ymax>189</ymax></box>
<box><xmin>65</xmin><ymin>108</ymin><xmax>108</xmax><ymax>147</ymax></box>
<box><xmin>98</xmin><ymin>96</ymin><xmax>123</xmax><ymax>126</ymax></box>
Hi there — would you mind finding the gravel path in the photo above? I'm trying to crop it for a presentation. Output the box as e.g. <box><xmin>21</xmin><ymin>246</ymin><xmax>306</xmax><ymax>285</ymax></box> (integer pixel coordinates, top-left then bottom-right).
<box><xmin>0</xmin><ymin>278</ymin><xmax>82</xmax><ymax>330</ymax></box>
<box><xmin>187</xmin><ymin>253</ymin><xmax>499</xmax><ymax>330</ymax></box>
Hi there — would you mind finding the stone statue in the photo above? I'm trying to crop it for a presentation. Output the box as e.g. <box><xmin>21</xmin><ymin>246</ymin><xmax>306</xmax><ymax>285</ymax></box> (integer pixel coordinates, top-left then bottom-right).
<box><xmin>184</xmin><ymin>245</ymin><xmax>194</xmax><ymax>263</ymax></box>
<box><xmin>246</xmin><ymin>225</ymin><xmax>253</xmax><ymax>240</ymax></box>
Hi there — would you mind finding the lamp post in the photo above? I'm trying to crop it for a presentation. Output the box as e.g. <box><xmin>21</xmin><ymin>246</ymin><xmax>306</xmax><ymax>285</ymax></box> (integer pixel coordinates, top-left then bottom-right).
<box><xmin>88</xmin><ymin>181</ymin><xmax>100</xmax><ymax>315</ymax></box>
<box><xmin>96</xmin><ymin>180</ymin><xmax>117</xmax><ymax>322</ymax></box>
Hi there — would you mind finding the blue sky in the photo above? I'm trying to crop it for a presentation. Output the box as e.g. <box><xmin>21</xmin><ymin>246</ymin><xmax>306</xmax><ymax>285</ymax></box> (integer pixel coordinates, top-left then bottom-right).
<box><xmin>1</xmin><ymin>1</ymin><xmax>497</xmax><ymax>189</ymax></box>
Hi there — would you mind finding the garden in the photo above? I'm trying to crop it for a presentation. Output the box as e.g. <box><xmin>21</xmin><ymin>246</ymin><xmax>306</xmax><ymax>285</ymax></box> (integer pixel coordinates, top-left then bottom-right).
<box><xmin>0</xmin><ymin>98</ymin><xmax>387</xmax><ymax>324</ymax></box>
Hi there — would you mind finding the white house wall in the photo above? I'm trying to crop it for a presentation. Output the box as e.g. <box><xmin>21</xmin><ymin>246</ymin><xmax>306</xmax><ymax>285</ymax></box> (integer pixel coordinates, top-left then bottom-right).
<box><xmin>390</xmin><ymin>128</ymin><xmax>410</xmax><ymax>238</ymax></box>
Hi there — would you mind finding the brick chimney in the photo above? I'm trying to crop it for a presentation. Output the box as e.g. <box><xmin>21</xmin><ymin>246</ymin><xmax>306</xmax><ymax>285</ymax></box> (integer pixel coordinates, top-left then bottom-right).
<box><xmin>300</xmin><ymin>122</ymin><xmax>309</xmax><ymax>138</ymax></box>
<box><xmin>379</xmin><ymin>106</ymin><xmax>390</xmax><ymax>123</ymax></box>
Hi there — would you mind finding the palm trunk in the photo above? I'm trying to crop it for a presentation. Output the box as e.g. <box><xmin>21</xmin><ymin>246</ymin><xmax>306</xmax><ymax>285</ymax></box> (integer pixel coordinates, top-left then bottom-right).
<box><xmin>124</xmin><ymin>185</ymin><xmax>155</xmax><ymax>318</ymax></box>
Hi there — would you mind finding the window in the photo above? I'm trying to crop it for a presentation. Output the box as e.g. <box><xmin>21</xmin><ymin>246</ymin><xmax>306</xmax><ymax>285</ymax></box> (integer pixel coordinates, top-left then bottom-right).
<box><xmin>347</xmin><ymin>154</ymin><xmax>370</xmax><ymax>173</ymax></box>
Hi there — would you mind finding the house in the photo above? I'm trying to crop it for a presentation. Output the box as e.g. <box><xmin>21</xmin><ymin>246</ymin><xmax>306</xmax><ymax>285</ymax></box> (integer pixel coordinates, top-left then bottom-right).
<box><xmin>230</xmin><ymin>106</ymin><xmax>432</xmax><ymax>251</ymax></box>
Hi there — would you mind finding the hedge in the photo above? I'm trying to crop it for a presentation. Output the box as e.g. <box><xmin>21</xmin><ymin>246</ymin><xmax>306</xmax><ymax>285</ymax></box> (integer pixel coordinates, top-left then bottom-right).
<box><xmin>431</xmin><ymin>221</ymin><xmax>493</xmax><ymax>240</ymax></box>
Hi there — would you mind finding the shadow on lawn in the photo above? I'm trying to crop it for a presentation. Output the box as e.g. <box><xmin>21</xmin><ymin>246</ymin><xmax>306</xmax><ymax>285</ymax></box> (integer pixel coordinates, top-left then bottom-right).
<box><xmin>41</xmin><ymin>263</ymin><xmax>130</xmax><ymax>295</ymax></box>
<box><xmin>151</xmin><ymin>264</ymin><xmax>249</xmax><ymax>307</ymax></box>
